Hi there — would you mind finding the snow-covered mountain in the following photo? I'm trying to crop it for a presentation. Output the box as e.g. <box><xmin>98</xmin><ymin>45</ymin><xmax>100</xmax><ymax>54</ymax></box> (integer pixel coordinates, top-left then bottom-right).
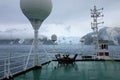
<box><xmin>82</xmin><ymin>27</ymin><xmax>120</xmax><ymax>45</ymax></box>
<box><xmin>0</xmin><ymin>30</ymin><xmax>56</xmax><ymax>45</ymax></box>
<box><xmin>58</xmin><ymin>37</ymin><xmax>80</xmax><ymax>44</ymax></box>
<box><xmin>0</xmin><ymin>28</ymin><xmax>81</xmax><ymax>44</ymax></box>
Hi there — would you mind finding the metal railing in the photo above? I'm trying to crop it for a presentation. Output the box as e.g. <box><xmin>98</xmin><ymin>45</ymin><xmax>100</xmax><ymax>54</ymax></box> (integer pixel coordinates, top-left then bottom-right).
<box><xmin>0</xmin><ymin>41</ymin><xmax>54</xmax><ymax>79</ymax></box>
<box><xmin>0</xmin><ymin>52</ymin><xmax>53</xmax><ymax>79</ymax></box>
<box><xmin>0</xmin><ymin>54</ymin><xmax>32</xmax><ymax>79</ymax></box>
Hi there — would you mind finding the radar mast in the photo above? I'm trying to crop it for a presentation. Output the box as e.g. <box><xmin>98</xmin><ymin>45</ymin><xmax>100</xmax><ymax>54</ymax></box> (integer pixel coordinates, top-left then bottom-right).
<box><xmin>90</xmin><ymin>4</ymin><xmax>104</xmax><ymax>55</ymax></box>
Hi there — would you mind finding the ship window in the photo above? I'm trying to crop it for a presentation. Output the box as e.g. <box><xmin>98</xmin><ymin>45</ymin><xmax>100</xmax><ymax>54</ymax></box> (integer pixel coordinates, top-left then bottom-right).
<box><xmin>101</xmin><ymin>44</ymin><xmax>108</xmax><ymax>49</ymax></box>
<box><xmin>99</xmin><ymin>52</ymin><xmax>103</xmax><ymax>56</ymax></box>
<box><xmin>105</xmin><ymin>52</ymin><xmax>109</xmax><ymax>56</ymax></box>
<box><xmin>101</xmin><ymin>44</ymin><xmax>104</xmax><ymax>49</ymax></box>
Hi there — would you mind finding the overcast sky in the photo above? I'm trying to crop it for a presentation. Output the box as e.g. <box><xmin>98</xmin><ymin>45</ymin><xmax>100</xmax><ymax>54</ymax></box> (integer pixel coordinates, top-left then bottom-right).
<box><xmin>0</xmin><ymin>0</ymin><xmax>120</xmax><ymax>39</ymax></box>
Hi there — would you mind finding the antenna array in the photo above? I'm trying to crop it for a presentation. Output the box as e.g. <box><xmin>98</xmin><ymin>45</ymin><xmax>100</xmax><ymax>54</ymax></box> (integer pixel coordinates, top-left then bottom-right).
<box><xmin>91</xmin><ymin>5</ymin><xmax>104</xmax><ymax>52</ymax></box>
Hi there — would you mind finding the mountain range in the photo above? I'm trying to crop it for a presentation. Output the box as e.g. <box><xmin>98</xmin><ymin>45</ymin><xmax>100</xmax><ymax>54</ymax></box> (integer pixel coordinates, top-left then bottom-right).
<box><xmin>82</xmin><ymin>27</ymin><xmax>120</xmax><ymax>45</ymax></box>
<box><xmin>0</xmin><ymin>27</ymin><xmax>120</xmax><ymax>45</ymax></box>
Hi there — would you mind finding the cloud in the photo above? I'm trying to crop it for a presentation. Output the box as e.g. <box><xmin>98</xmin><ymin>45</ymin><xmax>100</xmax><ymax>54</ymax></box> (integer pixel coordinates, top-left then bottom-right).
<box><xmin>0</xmin><ymin>0</ymin><xmax>120</xmax><ymax>39</ymax></box>
<box><xmin>66</xmin><ymin>26</ymin><xmax>71</xmax><ymax>32</ymax></box>
<box><xmin>40</xmin><ymin>23</ymin><xmax>70</xmax><ymax>37</ymax></box>
<box><xmin>0</xmin><ymin>0</ymin><xmax>27</xmax><ymax>24</ymax></box>
<box><xmin>0</xmin><ymin>24</ymin><xmax>34</xmax><ymax>39</ymax></box>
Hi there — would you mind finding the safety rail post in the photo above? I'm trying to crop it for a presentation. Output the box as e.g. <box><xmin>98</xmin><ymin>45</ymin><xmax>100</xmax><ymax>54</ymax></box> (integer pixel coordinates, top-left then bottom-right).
<box><xmin>7</xmin><ymin>56</ymin><xmax>10</xmax><ymax>79</ymax></box>
<box><xmin>3</xmin><ymin>54</ymin><xmax>12</xmax><ymax>79</ymax></box>
<box><xmin>24</xmin><ymin>54</ymin><xmax>26</xmax><ymax>70</ymax></box>
<box><xmin>4</xmin><ymin>58</ymin><xmax>7</xmax><ymax>78</ymax></box>
<box><xmin>8</xmin><ymin>53</ymin><xmax>12</xmax><ymax>78</ymax></box>
<box><xmin>4</xmin><ymin>58</ymin><xmax>9</xmax><ymax>79</ymax></box>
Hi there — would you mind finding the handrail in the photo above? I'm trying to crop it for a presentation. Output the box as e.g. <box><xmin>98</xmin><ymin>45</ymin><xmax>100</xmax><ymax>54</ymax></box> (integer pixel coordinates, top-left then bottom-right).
<box><xmin>0</xmin><ymin>45</ymin><xmax>54</xmax><ymax>79</ymax></box>
<box><xmin>0</xmin><ymin>70</ymin><xmax>4</xmax><ymax>74</ymax></box>
<box><xmin>0</xmin><ymin>43</ymin><xmax>53</xmax><ymax>80</ymax></box>
<box><xmin>0</xmin><ymin>54</ymin><xmax>34</xmax><ymax>79</ymax></box>
<box><xmin>10</xmin><ymin>65</ymin><xmax>24</xmax><ymax>71</ymax></box>
<box><xmin>10</xmin><ymin>61</ymin><xmax>25</xmax><ymax>66</ymax></box>
<box><xmin>0</xmin><ymin>55</ymin><xmax>28</xmax><ymax>61</ymax></box>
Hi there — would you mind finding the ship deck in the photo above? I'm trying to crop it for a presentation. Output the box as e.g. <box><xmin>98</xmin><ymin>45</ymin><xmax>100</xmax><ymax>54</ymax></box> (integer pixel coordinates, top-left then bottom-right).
<box><xmin>12</xmin><ymin>61</ymin><xmax>120</xmax><ymax>80</ymax></box>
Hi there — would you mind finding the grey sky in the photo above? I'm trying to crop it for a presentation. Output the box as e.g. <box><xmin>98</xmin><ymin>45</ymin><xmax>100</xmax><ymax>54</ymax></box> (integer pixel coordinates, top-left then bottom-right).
<box><xmin>0</xmin><ymin>0</ymin><xmax>120</xmax><ymax>39</ymax></box>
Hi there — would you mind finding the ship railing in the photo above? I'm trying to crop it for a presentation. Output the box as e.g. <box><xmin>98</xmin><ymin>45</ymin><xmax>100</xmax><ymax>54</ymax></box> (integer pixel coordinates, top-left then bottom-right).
<box><xmin>0</xmin><ymin>43</ymin><xmax>53</xmax><ymax>80</ymax></box>
<box><xmin>0</xmin><ymin>52</ymin><xmax>52</xmax><ymax>80</ymax></box>
<box><xmin>0</xmin><ymin>54</ymin><xmax>32</xmax><ymax>79</ymax></box>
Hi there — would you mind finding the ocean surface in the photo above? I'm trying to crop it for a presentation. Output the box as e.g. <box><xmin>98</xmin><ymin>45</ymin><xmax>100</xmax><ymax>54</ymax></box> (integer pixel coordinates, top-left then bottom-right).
<box><xmin>0</xmin><ymin>44</ymin><xmax>120</xmax><ymax>59</ymax></box>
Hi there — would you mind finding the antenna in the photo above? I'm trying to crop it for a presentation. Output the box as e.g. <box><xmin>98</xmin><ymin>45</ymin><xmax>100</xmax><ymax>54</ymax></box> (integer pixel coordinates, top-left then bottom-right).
<box><xmin>20</xmin><ymin>0</ymin><xmax>52</xmax><ymax>67</ymax></box>
<box><xmin>92</xmin><ymin>0</ymin><xmax>95</xmax><ymax>6</ymax></box>
<box><xmin>90</xmin><ymin>5</ymin><xmax>104</xmax><ymax>54</ymax></box>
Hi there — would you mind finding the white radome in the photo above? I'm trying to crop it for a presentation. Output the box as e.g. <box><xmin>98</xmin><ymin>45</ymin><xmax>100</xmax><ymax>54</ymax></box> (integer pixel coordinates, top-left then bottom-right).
<box><xmin>20</xmin><ymin>0</ymin><xmax>52</xmax><ymax>66</ymax></box>
<box><xmin>20</xmin><ymin>0</ymin><xmax>52</xmax><ymax>30</ymax></box>
<box><xmin>51</xmin><ymin>34</ymin><xmax>57</xmax><ymax>42</ymax></box>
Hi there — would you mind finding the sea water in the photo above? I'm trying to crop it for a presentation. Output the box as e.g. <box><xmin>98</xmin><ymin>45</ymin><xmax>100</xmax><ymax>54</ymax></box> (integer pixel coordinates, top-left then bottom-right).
<box><xmin>0</xmin><ymin>44</ymin><xmax>120</xmax><ymax>59</ymax></box>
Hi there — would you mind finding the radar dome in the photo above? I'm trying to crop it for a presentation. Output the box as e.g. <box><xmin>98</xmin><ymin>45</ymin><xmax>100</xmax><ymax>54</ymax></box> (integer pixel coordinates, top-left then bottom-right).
<box><xmin>20</xmin><ymin>0</ymin><xmax>52</xmax><ymax>30</ymax></box>
<box><xmin>51</xmin><ymin>34</ymin><xmax>57</xmax><ymax>42</ymax></box>
<box><xmin>20</xmin><ymin>0</ymin><xmax>52</xmax><ymax>67</ymax></box>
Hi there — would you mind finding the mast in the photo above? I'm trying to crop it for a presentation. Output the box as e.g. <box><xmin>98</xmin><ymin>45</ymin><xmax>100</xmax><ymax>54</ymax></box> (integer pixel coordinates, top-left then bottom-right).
<box><xmin>91</xmin><ymin>5</ymin><xmax>104</xmax><ymax>55</ymax></box>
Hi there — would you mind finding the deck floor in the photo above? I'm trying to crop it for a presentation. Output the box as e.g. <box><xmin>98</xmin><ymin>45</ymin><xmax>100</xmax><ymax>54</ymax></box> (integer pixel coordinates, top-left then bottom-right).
<box><xmin>12</xmin><ymin>61</ymin><xmax>120</xmax><ymax>80</ymax></box>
